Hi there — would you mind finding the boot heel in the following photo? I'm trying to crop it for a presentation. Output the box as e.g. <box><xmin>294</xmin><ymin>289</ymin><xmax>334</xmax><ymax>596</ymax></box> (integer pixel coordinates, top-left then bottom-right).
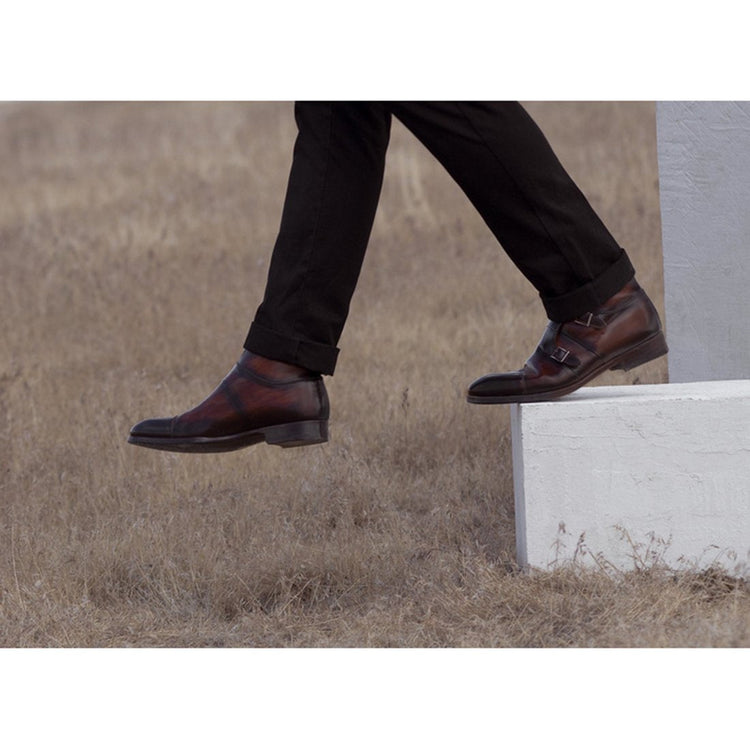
<box><xmin>263</xmin><ymin>420</ymin><xmax>328</xmax><ymax>448</ymax></box>
<box><xmin>611</xmin><ymin>332</ymin><xmax>669</xmax><ymax>372</ymax></box>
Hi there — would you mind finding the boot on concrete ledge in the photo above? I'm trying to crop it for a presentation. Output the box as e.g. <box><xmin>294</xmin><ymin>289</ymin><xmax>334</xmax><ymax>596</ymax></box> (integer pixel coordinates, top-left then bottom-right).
<box><xmin>128</xmin><ymin>351</ymin><xmax>329</xmax><ymax>453</ymax></box>
<box><xmin>467</xmin><ymin>279</ymin><xmax>668</xmax><ymax>404</ymax></box>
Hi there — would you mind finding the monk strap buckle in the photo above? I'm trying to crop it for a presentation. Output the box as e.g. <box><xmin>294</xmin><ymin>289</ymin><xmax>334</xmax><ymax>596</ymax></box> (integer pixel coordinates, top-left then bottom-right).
<box><xmin>573</xmin><ymin>312</ymin><xmax>606</xmax><ymax>329</ymax></box>
<box><xmin>550</xmin><ymin>346</ymin><xmax>571</xmax><ymax>364</ymax></box>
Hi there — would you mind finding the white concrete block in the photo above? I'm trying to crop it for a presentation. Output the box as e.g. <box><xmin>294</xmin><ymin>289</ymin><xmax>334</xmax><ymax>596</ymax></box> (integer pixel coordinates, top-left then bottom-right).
<box><xmin>656</xmin><ymin>102</ymin><xmax>750</xmax><ymax>383</ymax></box>
<box><xmin>511</xmin><ymin>380</ymin><xmax>750</xmax><ymax>573</ymax></box>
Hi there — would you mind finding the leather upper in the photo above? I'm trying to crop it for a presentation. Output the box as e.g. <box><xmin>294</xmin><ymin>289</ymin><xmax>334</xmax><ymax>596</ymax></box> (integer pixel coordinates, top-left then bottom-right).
<box><xmin>131</xmin><ymin>351</ymin><xmax>329</xmax><ymax>440</ymax></box>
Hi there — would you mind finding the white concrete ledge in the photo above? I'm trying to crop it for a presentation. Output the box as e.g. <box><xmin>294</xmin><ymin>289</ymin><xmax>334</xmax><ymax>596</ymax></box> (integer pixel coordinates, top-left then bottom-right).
<box><xmin>511</xmin><ymin>380</ymin><xmax>750</xmax><ymax>573</ymax></box>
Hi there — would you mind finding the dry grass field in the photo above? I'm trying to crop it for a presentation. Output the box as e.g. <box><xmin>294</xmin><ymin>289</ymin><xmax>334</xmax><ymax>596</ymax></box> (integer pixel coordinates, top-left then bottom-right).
<box><xmin>1</xmin><ymin>101</ymin><xmax>749</xmax><ymax>647</ymax></box>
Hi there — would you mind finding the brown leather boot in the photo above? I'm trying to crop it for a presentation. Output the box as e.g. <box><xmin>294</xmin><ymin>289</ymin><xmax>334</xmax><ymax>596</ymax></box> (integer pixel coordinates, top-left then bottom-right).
<box><xmin>128</xmin><ymin>351</ymin><xmax>329</xmax><ymax>452</ymax></box>
<box><xmin>467</xmin><ymin>278</ymin><xmax>668</xmax><ymax>404</ymax></box>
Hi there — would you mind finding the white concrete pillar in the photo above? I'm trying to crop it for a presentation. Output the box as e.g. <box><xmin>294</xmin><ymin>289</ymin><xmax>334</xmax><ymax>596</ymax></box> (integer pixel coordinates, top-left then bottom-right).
<box><xmin>657</xmin><ymin>101</ymin><xmax>750</xmax><ymax>383</ymax></box>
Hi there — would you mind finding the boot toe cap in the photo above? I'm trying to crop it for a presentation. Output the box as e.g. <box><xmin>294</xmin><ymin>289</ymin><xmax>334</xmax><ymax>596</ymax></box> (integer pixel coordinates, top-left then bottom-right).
<box><xmin>467</xmin><ymin>371</ymin><xmax>524</xmax><ymax>399</ymax></box>
<box><xmin>129</xmin><ymin>417</ymin><xmax>174</xmax><ymax>438</ymax></box>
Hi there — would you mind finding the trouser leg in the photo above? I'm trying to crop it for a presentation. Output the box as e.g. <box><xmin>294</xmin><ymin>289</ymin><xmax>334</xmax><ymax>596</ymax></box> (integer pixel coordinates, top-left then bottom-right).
<box><xmin>389</xmin><ymin>102</ymin><xmax>634</xmax><ymax>321</ymax></box>
<box><xmin>244</xmin><ymin>102</ymin><xmax>391</xmax><ymax>375</ymax></box>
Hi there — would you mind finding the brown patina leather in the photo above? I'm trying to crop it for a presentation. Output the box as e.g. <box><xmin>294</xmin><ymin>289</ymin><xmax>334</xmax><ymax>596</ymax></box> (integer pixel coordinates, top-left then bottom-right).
<box><xmin>129</xmin><ymin>352</ymin><xmax>329</xmax><ymax>452</ymax></box>
<box><xmin>467</xmin><ymin>279</ymin><xmax>668</xmax><ymax>404</ymax></box>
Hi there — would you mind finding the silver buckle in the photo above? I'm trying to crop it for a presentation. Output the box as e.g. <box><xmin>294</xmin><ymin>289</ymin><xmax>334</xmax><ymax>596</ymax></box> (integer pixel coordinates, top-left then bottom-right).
<box><xmin>550</xmin><ymin>346</ymin><xmax>570</xmax><ymax>363</ymax></box>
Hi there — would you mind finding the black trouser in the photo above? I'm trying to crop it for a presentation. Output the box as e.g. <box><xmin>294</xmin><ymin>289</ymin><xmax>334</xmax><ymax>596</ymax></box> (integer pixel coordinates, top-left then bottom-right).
<box><xmin>245</xmin><ymin>102</ymin><xmax>634</xmax><ymax>375</ymax></box>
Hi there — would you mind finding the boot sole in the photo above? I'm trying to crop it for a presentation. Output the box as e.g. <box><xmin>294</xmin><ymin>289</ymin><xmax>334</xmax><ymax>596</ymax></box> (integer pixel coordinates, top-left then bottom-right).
<box><xmin>128</xmin><ymin>419</ymin><xmax>328</xmax><ymax>453</ymax></box>
<box><xmin>467</xmin><ymin>331</ymin><xmax>668</xmax><ymax>405</ymax></box>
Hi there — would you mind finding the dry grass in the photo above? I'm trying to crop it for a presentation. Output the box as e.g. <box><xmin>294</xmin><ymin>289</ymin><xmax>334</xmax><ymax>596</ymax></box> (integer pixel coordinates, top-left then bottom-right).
<box><xmin>2</xmin><ymin>101</ymin><xmax>748</xmax><ymax>647</ymax></box>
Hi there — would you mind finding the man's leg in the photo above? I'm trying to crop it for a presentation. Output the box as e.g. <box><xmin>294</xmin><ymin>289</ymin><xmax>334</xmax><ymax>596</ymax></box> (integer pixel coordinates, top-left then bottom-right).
<box><xmin>129</xmin><ymin>102</ymin><xmax>391</xmax><ymax>451</ymax></box>
<box><xmin>388</xmin><ymin>102</ymin><xmax>666</xmax><ymax>402</ymax></box>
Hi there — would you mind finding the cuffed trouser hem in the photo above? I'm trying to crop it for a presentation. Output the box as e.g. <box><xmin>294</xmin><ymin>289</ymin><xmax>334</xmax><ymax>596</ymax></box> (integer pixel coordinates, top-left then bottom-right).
<box><xmin>541</xmin><ymin>248</ymin><xmax>635</xmax><ymax>322</ymax></box>
<box><xmin>244</xmin><ymin>321</ymin><xmax>339</xmax><ymax>375</ymax></box>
